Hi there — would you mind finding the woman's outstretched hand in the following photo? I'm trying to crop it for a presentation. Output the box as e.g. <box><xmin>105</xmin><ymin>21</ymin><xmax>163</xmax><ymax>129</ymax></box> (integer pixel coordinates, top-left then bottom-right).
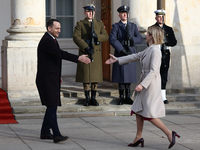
<box><xmin>105</xmin><ymin>54</ymin><xmax>117</xmax><ymax>64</ymax></box>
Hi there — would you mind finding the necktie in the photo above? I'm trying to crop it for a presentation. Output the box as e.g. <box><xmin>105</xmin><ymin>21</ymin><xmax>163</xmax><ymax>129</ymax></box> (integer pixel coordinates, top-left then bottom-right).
<box><xmin>54</xmin><ymin>39</ymin><xmax>57</xmax><ymax>43</ymax></box>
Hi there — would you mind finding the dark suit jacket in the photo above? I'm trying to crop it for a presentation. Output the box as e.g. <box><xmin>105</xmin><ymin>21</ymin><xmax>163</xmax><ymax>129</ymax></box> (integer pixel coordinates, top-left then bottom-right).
<box><xmin>109</xmin><ymin>21</ymin><xmax>143</xmax><ymax>83</ymax></box>
<box><xmin>36</xmin><ymin>32</ymin><xmax>79</xmax><ymax>107</ymax></box>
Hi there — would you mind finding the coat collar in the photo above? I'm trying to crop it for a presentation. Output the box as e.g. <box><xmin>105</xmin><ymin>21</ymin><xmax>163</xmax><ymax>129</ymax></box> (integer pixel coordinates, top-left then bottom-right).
<box><xmin>46</xmin><ymin>32</ymin><xmax>55</xmax><ymax>40</ymax></box>
<box><xmin>118</xmin><ymin>20</ymin><xmax>130</xmax><ymax>26</ymax></box>
<box><xmin>84</xmin><ymin>18</ymin><xmax>97</xmax><ymax>23</ymax></box>
<box><xmin>154</xmin><ymin>22</ymin><xmax>166</xmax><ymax>29</ymax></box>
<box><xmin>118</xmin><ymin>20</ymin><xmax>128</xmax><ymax>30</ymax></box>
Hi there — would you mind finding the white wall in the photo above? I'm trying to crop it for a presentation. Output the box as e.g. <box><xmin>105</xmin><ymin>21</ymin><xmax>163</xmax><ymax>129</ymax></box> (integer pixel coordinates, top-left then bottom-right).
<box><xmin>166</xmin><ymin>0</ymin><xmax>200</xmax><ymax>88</ymax></box>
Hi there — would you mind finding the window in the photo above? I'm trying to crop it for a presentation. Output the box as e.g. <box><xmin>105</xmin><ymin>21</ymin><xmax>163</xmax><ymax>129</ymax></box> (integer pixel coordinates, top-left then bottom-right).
<box><xmin>46</xmin><ymin>0</ymin><xmax>74</xmax><ymax>38</ymax></box>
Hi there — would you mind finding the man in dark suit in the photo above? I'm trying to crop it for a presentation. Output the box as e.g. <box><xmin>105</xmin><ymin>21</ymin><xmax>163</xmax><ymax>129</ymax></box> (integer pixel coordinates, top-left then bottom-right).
<box><xmin>36</xmin><ymin>19</ymin><xmax>90</xmax><ymax>143</ymax></box>
<box><xmin>109</xmin><ymin>5</ymin><xmax>143</xmax><ymax>105</ymax></box>
<box><xmin>153</xmin><ymin>10</ymin><xmax>177</xmax><ymax>104</ymax></box>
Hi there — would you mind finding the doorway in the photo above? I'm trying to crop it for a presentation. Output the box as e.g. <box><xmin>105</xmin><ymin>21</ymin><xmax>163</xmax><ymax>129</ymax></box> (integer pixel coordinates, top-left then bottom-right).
<box><xmin>101</xmin><ymin>0</ymin><xmax>111</xmax><ymax>81</ymax></box>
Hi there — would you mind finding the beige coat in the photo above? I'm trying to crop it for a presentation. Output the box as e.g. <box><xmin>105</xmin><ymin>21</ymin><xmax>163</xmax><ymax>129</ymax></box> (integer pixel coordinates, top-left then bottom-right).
<box><xmin>119</xmin><ymin>44</ymin><xmax>165</xmax><ymax>118</ymax></box>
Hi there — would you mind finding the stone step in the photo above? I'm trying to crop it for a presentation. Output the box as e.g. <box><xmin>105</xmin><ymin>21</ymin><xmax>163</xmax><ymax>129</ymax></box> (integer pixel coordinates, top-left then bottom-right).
<box><xmin>10</xmin><ymin>93</ymin><xmax>200</xmax><ymax>107</ymax></box>
<box><xmin>61</xmin><ymin>88</ymin><xmax>200</xmax><ymax>97</ymax></box>
<box><xmin>167</xmin><ymin>94</ymin><xmax>200</xmax><ymax>101</ymax></box>
<box><xmin>13</xmin><ymin>104</ymin><xmax>131</xmax><ymax>114</ymax></box>
<box><xmin>10</xmin><ymin>96</ymin><xmax>120</xmax><ymax>106</ymax></box>
<box><xmin>167</xmin><ymin>88</ymin><xmax>200</xmax><ymax>94</ymax></box>
<box><xmin>60</xmin><ymin>87</ymin><xmax>118</xmax><ymax>97</ymax></box>
<box><xmin>14</xmin><ymin>107</ymin><xmax>200</xmax><ymax>120</ymax></box>
<box><xmin>9</xmin><ymin>80</ymin><xmax>200</xmax><ymax>120</ymax></box>
<box><xmin>12</xmin><ymin>101</ymin><xmax>200</xmax><ymax>115</ymax></box>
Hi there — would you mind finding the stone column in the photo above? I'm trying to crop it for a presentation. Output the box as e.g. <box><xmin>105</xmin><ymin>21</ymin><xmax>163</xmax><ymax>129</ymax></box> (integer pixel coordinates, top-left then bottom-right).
<box><xmin>1</xmin><ymin>0</ymin><xmax>46</xmax><ymax>100</ymax></box>
<box><xmin>129</xmin><ymin>0</ymin><xmax>157</xmax><ymax>30</ymax></box>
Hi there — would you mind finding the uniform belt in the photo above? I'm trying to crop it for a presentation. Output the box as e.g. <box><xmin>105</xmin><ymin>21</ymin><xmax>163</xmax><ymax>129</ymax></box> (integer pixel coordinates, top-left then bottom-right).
<box><xmin>85</xmin><ymin>40</ymin><xmax>100</xmax><ymax>45</ymax></box>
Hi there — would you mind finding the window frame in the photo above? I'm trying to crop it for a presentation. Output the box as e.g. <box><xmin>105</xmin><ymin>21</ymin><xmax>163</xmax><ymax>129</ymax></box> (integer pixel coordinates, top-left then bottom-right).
<box><xmin>46</xmin><ymin>0</ymin><xmax>76</xmax><ymax>39</ymax></box>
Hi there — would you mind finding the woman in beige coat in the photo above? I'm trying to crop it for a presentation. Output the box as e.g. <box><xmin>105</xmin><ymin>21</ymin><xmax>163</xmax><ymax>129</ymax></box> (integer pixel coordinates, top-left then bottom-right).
<box><xmin>105</xmin><ymin>25</ymin><xmax>180</xmax><ymax>149</ymax></box>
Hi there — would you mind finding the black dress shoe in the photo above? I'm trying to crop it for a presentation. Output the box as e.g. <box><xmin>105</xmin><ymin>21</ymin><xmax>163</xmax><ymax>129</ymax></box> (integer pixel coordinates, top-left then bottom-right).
<box><xmin>40</xmin><ymin>133</ymin><xmax>53</xmax><ymax>139</ymax></box>
<box><xmin>53</xmin><ymin>135</ymin><xmax>69</xmax><ymax>143</ymax></box>
<box><xmin>90</xmin><ymin>90</ymin><xmax>99</xmax><ymax>106</ymax></box>
<box><xmin>124</xmin><ymin>98</ymin><xmax>133</xmax><ymax>105</ymax></box>
<box><xmin>164</xmin><ymin>100</ymin><xmax>169</xmax><ymax>104</ymax></box>
<box><xmin>90</xmin><ymin>99</ymin><xmax>99</xmax><ymax>106</ymax></box>
<box><xmin>124</xmin><ymin>89</ymin><xmax>133</xmax><ymax>105</ymax></box>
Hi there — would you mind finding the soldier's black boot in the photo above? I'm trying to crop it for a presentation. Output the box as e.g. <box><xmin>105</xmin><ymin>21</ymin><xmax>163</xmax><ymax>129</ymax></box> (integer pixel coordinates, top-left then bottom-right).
<box><xmin>84</xmin><ymin>91</ymin><xmax>90</xmax><ymax>106</ymax></box>
<box><xmin>90</xmin><ymin>90</ymin><xmax>99</xmax><ymax>106</ymax></box>
<box><xmin>118</xmin><ymin>89</ymin><xmax>124</xmax><ymax>105</ymax></box>
<box><xmin>124</xmin><ymin>89</ymin><xmax>133</xmax><ymax>104</ymax></box>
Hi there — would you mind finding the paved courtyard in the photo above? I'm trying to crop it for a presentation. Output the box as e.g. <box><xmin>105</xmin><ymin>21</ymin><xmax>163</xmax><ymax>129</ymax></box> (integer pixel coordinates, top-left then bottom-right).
<box><xmin>0</xmin><ymin>114</ymin><xmax>200</xmax><ymax>150</ymax></box>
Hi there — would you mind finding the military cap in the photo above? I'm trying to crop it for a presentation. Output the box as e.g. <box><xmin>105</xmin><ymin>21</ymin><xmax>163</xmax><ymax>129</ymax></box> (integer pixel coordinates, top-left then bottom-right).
<box><xmin>154</xmin><ymin>9</ymin><xmax>166</xmax><ymax>15</ymax></box>
<box><xmin>117</xmin><ymin>5</ymin><xmax>130</xmax><ymax>13</ymax></box>
<box><xmin>83</xmin><ymin>4</ymin><xmax>95</xmax><ymax>11</ymax></box>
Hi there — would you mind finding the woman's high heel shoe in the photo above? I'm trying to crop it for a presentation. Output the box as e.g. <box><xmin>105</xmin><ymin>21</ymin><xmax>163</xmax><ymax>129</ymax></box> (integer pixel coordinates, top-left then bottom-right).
<box><xmin>128</xmin><ymin>138</ymin><xmax>144</xmax><ymax>147</ymax></box>
<box><xmin>168</xmin><ymin>131</ymin><xmax>181</xmax><ymax>149</ymax></box>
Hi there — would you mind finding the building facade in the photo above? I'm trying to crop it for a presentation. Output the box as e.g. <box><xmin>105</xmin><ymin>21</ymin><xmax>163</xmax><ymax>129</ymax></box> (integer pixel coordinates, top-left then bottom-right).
<box><xmin>1</xmin><ymin>0</ymin><xmax>200</xmax><ymax>101</ymax></box>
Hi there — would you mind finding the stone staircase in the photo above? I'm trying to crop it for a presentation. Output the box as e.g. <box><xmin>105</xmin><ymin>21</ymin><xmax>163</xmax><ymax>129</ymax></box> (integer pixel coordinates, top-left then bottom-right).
<box><xmin>10</xmin><ymin>80</ymin><xmax>200</xmax><ymax>120</ymax></box>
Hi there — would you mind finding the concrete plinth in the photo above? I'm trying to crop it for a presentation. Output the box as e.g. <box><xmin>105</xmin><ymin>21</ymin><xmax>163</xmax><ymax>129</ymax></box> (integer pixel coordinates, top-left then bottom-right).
<box><xmin>1</xmin><ymin>0</ymin><xmax>46</xmax><ymax>100</ymax></box>
<box><xmin>1</xmin><ymin>40</ymin><xmax>41</xmax><ymax>99</ymax></box>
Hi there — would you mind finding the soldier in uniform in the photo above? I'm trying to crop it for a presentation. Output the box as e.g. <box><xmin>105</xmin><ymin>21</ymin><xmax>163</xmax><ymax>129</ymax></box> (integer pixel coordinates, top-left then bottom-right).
<box><xmin>109</xmin><ymin>5</ymin><xmax>143</xmax><ymax>105</ymax></box>
<box><xmin>73</xmin><ymin>4</ymin><xmax>108</xmax><ymax>106</ymax></box>
<box><xmin>153</xmin><ymin>10</ymin><xmax>177</xmax><ymax>104</ymax></box>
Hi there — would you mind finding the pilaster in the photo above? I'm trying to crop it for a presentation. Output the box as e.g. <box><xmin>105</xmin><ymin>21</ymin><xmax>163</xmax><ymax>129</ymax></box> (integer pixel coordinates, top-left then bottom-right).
<box><xmin>1</xmin><ymin>0</ymin><xmax>46</xmax><ymax>100</ymax></box>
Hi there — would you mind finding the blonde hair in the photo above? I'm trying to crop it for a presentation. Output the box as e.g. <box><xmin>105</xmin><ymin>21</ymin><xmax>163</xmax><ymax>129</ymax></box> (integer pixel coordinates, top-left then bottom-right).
<box><xmin>147</xmin><ymin>25</ymin><xmax>164</xmax><ymax>45</ymax></box>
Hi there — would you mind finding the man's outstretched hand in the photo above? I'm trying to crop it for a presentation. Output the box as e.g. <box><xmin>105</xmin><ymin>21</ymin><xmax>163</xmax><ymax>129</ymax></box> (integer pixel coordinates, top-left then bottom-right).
<box><xmin>78</xmin><ymin>55</ymin><xmax>91</xmax><ymax>64</ymax></box>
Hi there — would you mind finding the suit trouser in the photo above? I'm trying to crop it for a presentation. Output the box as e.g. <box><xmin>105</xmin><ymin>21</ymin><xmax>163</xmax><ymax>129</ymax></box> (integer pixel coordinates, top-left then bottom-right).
<box><xmin>160</xmin><ymin>68</ymin><xmax>169</xmax><ymax>89</ymax></box>
<box><xmin>160</xmin><ymin>50</ymin><xmax>170</xmax><ymax>89</ymax></box>
<box><xmin>41</xmin><ymin>106</ymin><xmax>61</xmax><ymax>138</ymax></box>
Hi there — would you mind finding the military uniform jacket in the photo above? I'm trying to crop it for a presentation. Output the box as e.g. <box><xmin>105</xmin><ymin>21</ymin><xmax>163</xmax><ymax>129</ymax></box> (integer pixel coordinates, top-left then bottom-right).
<box><xmin>36</xmin><ymin>32</ymin><xmax>79</xmax><ymax>107</ymax></box>
<box><xmin>109</xmin><ymin>21</ymin><xmax>143</xmax><ymax>83</ymax></box>
<box><xmin>73</xmin><ymin>18</ymin><xmax>108</xmax><ymax>83</ymax></box>
<box><xmin>154</xmin><ymin>23</ymin><xmax>177</xmax><ymax>69</ymax></box>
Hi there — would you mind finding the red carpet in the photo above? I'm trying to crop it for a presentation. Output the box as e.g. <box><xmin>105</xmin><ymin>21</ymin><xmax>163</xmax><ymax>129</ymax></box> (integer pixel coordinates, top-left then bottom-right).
<box><xmin>0</xmin><ymin>88</ymin><xmax>18</xmax><ymax>124</ymax></box>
